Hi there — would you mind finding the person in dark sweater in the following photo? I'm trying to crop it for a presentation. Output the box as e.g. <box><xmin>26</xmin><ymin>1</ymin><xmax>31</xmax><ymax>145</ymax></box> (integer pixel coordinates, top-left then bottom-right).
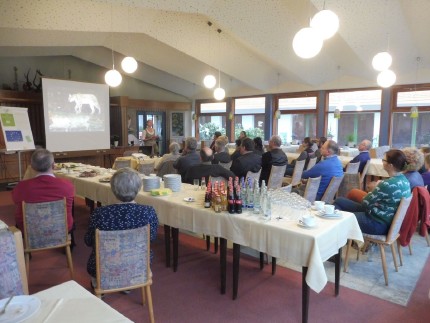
<box><xmin>345</xmin><ymin>139</ymin><xmax>371</xmax><ymax>174</ymax></box>
<box><xmin>259</xmin><ymin>135</ymin><xmax>287</xmax><ymax>185</ymax></box>
<box><xmin>212</xmin><ymin>137</ymin><xmax>231</xmax><ymax>164</ymax></box>
<box><xmin>230</xmin><ymin>137</ymin><xmax>262</xmax><ymax>179</ymax></box>
<box><xmin>184</xmin><ymin>147</ymin><xmax>235</xmax><ymax>184</ymax></box>
<box><xmin>173</xmin><ymin>137</ymin><xmax>200</xmax><ymax>182</ymax></box>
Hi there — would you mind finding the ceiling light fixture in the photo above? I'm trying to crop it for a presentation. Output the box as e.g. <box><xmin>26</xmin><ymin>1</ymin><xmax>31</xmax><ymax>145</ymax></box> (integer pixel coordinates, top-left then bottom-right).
<box><xmin>310</xmin><ymin>9</ymin><xmax>339</xmax><ymax>40</ymax></box>
<box><xmin>213</xmin><ymin>28</ymin><xmax>225</xmax><ymax>100</ymax></box>
<box><xmin>377</xmin><ymin>69</ymin><xmax>396</xmax><ymax>88</ymax></box>
<box><xmin>411</xmin><ymin>57</ymin><xmax>421</xmax><ymax>119</ymax></box>
<box><xmin>372</xmin><ymin>51</ymin><xmax>392</xmax><ymax>71</ymax></box>
<box><xmin>203</xmin><ymin>21</ymin><xmax>216</xmax><ymax>89</ymax></box>
<box><xmin>105</xmin><ymin>3</ymin><xmax>122</xmax><ymax>87</ymax></box>
<box><xmin>292</xmin><ymin>27</ymin><xmax>323</xmax><ymax>59</ymax></box>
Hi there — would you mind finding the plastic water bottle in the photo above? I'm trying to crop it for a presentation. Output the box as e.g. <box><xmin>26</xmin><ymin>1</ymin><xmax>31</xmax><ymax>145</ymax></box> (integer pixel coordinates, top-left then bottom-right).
<box><xmin>253</xmin><ymin>179</ymin><xmax>261</xmax><ymax>214</ymax></box>
<box><xmin>247</xmin><ymin>177</ymin><xmax>254</xmax><ymax>210</ymax></box>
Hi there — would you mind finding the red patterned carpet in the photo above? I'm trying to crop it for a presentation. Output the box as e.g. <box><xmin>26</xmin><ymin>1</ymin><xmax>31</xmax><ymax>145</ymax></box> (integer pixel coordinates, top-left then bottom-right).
<box><xmin>1</xmin><ymin>191</ymin><xmax>429</xmax><ymax>323</ymax></box>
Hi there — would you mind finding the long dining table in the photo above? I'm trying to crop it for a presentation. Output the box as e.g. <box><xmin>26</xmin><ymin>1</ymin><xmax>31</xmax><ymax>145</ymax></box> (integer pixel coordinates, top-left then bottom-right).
<box><xmin>55</xmin><ymin>164</ymin><xmax>363</xmax><ymax>323</ymax></box>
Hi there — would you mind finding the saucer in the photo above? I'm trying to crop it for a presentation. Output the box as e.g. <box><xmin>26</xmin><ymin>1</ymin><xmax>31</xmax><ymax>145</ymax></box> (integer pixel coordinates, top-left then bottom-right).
<box><xmin>297</xmin><ymin>220</ymin><xmax>317</xmax><ymax>229</ymax></box>
<box><xmin>183</xmin><ymin>197</ymin><xmax>195</xmax><ymax>202</ymax></box>
<box><xmin>316</xmin><ymin>210</ymin><xmax>342</xmax><ymax>219</ymax></box>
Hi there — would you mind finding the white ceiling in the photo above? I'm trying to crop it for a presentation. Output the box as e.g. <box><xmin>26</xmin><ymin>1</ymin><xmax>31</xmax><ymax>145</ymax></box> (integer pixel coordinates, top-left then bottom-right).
<box><xmin>1</xmin><ymin>0</ymin><xmax>430</xmax><ymax>101</ymax></box>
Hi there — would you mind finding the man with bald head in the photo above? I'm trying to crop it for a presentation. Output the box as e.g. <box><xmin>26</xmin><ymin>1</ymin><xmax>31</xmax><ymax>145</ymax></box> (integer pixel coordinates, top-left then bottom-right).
<box><xmin>184</xmin><ymin>147</ymin><xmax>235</xmax><ymax>184</ymax></box>
<box><xmin>347</xmin><ymin>139</ymin><xmax>371</xmax><ymax>173</ymax></box>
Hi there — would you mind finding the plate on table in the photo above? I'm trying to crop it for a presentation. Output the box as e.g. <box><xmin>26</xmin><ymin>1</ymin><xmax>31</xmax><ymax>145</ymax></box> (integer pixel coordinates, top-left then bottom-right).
<box><xmin>183</xmin><ymin>197</ymin><xmax>195</xmax><ymax>202</ymax></box>
<box><xmin>316</xmin><ymin>210</ymin><xmax>342</xmax><ymax>219</ymax></box>
<box><xmin>98</xmin><ymin>176</ymin><xmax>112</xmax><ymax>183</ymax></box>
<box><xmin>0</xmin><ymin>295</ymin><xmax>41</xmax><ymax>323</ymax></box>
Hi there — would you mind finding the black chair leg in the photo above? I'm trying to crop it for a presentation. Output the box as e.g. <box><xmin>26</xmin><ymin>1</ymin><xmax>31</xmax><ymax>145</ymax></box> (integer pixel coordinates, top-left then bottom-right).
<box><xmin>272</xmin><ymin>257</ymin><xmax>277</xmax><ymax>275</ymax></box>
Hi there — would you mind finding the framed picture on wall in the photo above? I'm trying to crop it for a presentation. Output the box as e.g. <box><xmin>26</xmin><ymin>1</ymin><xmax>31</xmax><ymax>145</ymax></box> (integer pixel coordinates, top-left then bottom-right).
<box><xmin>171</xmin><ymin>112</ymin><xmax>184</xmax><ymax>136</ymax></box>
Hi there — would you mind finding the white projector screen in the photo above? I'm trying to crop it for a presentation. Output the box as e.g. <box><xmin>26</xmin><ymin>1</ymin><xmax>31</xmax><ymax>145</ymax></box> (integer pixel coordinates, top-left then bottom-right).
<box><xmin>42</xmin><ymin>78</ymin><xmax>110</xmax><ymax>152</ymax></box>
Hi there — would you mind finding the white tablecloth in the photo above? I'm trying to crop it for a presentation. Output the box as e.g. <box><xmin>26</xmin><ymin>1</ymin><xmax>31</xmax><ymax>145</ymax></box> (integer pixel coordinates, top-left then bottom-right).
<box><xmin>27</xmin><ymin>280</ymin><xmax>132</xmax><ymax>322</ymax></box>
<box><xmin>57</xmin><ymin>169</ymin><xmax>363</xmax><ymax>293</ymax></box>
<box><xmin>339</xmin><ymin>148</ymin><xmax>359</xmax><ymax>157</ymax></box>
<box><xmin>281</xmin><ymin>145</ymin><xmax>300</xmax><ymax>153</ymax></box>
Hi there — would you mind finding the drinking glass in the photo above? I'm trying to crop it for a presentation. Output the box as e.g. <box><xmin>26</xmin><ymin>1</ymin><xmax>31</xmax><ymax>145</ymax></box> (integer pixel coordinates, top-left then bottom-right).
<box><xmin>193</xmin><ymin>179</ymin><xmax>200</xmax><ymax>190</ymax></box>
<box><xmin>201</xmin><ymin>177</ymin><xmax>206</xmax><ymax>190</ymax></box>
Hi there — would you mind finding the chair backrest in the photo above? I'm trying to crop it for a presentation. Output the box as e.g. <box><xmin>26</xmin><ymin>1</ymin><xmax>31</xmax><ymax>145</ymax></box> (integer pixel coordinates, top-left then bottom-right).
<box><xmin>359</xmin><ymin>159</ymin><xmax>371</xmax><ymax>189</ymax></box>
<box><xmin>386</xmin><ymin>195</ymin><xmax>413</xmax><ymax>243</ymax></box>
<box><xmin>114</xmin><ymin>159</ymin><xmax>132</xmax><ymax>170</ymax></box>
<box><xmin>138</xmin><ymin>162</ymin><xmax>155</xmax><ymax>176</ymax></box>
<box><xmin>245</xmin><ymin>169</ymin><xmax>262</xmax><ymax>185</ymax></box>
<box><xmin>0</xmin><ymin>226</ymin><xmax>28</xmax><ymax>298</ymax></box>
<box><xmin>219</xmin><ymin>161</ymin><xmax>232</xmax><ymax>170</ymax></box>
<box><xmin>281</xmin><ymin>184</ymin><xmax>292</xmax><ymax>193</ymax></box>
<box><xmin>306</xmin><ymin>157</ymin><xmax>317</xmax><ymax>170</ymax></box>
<box><xmin>156</xmin><ymin>160</ymin><xmax>177</xmax><ymax>177</ymax></box>
<box><xmin>95</xmin><ymin>225</ymin><xmax>151</xmax><ymax>291</ymax></box>
<box><xmin>345</xmin><ymin>161</ymin><xmax>360</xmax><ymax>174</ymax></box>
<box><xmin>303</xmin><ymin>176</ymin><xmax>322</xmax><ymax>203</ymax></box>
<box><xmin>321</xmin><ymin>175</ymin><xmax>344</xmax><ymax>204</ymax></box>
<box><xmin>22</xmin><ymin>198</ymin><xmax>68</xmax><ymax>250</ymax></box>
<box><xmin>290</xmin><ymin>159</ymin><xmax>306</xmax><ymax>186</ymax></box>
<box><xmin>337</xmin><ymin>173</ymin><xmax>360</xmax><ymax>198</ymax></box>
<box><xmin>370</xmin><ymin>145</ymin><xmax>390</xmax><ymax>159</ymax></box>
<box><xmin>267</xmin><ymin>164</ymin><xmax>287</xmax><ymax>189</ymax></box>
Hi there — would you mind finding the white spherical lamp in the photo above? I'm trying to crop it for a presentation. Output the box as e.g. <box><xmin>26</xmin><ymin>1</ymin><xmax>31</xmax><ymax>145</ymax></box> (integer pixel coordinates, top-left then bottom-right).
<box><xmin>372</xmin><ymin>52</ymin><xmax>392</xmax><ymax>71</ymax></box>
<box><xmin>213</xmin><ymin>87</ymin><xmax>225</xmax><ymax>100</ymax></box>
<box><xmin>292</xmin><ymin>27</ymin><xmax>323</xmax><ymax>59</ymax></box>
<box><xmin>121</xmin><ymin>56</ymin><xmax>138</xmax><ymax>73</ymax></box>
<box><xmin>203</xmin><ymin>74</ymin><xmax>217</xmax><ymax>89</ymax></box>
<box><xmin>310</xmin><ymin>9</ymin><xmax>339</xmax><ymax>40</ymax></box>
<box><xmin>105</xmin><ymin>69</ymin><xmax>122</xmax><ymax>87</ymax></box>
<box><xmin>377</xmin><ymin>69</ymin><xmax>396</xmax><ymax>88</ymax></box>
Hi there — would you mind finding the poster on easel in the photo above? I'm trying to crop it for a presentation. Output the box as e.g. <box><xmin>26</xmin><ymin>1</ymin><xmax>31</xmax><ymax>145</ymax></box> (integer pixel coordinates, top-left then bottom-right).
<box><xmin>0</xmin><ymin>106</ymin><xmax>35</xmax><ymax>151</ymax></box>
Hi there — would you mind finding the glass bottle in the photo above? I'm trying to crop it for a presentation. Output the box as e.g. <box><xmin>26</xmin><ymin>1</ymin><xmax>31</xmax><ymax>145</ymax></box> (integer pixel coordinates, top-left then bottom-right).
<box><xmin>247</xmin><ymin>177</ymin><xmax>254</xmax><ymax>210</ymax></box>
<box><xmin>253</xmin><ymin>179</ymin><xmax>261</xmax><ymax>214</ymax></box>
<box><xmin>235</xmin><ymin>185</ymin><xmax>243</xmax><ymax>214</ymax></box>
<box><xmin>201</xmin><ymin>176</ymin><xmax>206</xmax><ymax>190</ymax></box>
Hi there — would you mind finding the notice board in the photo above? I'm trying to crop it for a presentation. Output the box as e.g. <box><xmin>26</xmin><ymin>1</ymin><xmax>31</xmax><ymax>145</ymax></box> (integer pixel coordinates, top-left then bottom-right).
<box><xmin>0</xmin><ymin>106</ymin><xmax>35</xmax><ymax>151</ymax></box>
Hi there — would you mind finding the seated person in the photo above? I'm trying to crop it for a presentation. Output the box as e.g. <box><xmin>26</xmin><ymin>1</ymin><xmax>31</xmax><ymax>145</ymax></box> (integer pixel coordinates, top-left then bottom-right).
<box><xmin>238</xmin><ymin>130</ymin><xmax>247</xmax><ymax>140</ymax></box>
<box><xmin>421</xmin><ymin>153</ymin><xmax>430</xmax><ymax>194</ymax></box>
<box><xmin>419</xmin><ymin>147</ymin><xmax>430</xmax><ymax>173</ymax></box>
<box><xmin>184</xmin><ymin>147</ymin><xmax>235</xmax><ymax>184</ymax></box>
<box><xmin>230</xmin><ymin>137</ymin><xmax>262</xmax><ymax>179</ymax></box>
<box><xmin>259</xmin><ymin>135</ymin><xmax>287</xmax><ymax>185</ymax></box>
<box><xmin>173</xmin><ymin>137</ymin><xmax>200</xmax><ymax>182</ymax></box>
<box><xmin>253</xmin><ymin>137</ymin><xmax>264</xmax><ymax>156</ymax></box>
<box><xmin>314</xmin><ymin>136</ymin><xmax>327</xmax><ymax>162</ymax></box>
<box><xmin>209</xmin><ymin>131</ymin><xmax>222</xmax><ymax>152</ymax></box>
<box><xmin>12</xmin><ymin>148</ymin><xmax>74</xmax><ymax>232</ymax></box>
<box><xmin>402</xmin><ymin>147</ymin><xmax>424</xmax><ymax>190</ymax></box>
<box><xmin>285</xmin><ymin>137</ymin><xmax>314</xmax><ymax>176</ymax></box>
<box><xmin>84</xmin><ymin>168</ymin><xmax>159</xmax><ymax>287</ymax></box>
<box><xmin>230</xmin><ymin>138</ymin><xmax>242</xmax><ymax>162</ymax></box>
<box><xmin>297</xmin><ymin>140</ymin><xmax>343</xmax><ymax>200</ymax></box>
<box><xmin>345</xmin><ymin>139</ymin><xmax>371</xmax><ymax>173</ymax></box>
<box><xmin>155</xmin><ymin>142</ymin><xmax>180</xmax><ymax>172</ymax></box>
<box><xmin>334</xmin><ymin>150</ymin><xmax>411</xmax><ymax>235</ymax></box>
<box><xmin>212</xmin><ymin>137</ymin><xmax>231</xmax><ymax>164</ymax></box>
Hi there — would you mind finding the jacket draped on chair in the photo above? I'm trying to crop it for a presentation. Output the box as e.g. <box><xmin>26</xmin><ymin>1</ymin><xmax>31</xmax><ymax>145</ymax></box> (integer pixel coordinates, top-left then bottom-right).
<box><xmin>399</xmin><ymin>186</ymin><xmax>430</xmax><ymax>247</ymax></box>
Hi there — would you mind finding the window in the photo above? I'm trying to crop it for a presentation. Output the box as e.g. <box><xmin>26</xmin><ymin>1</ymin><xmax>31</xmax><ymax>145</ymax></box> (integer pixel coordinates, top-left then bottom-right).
<box><xmin>391</xmin><ymin>88</ymin><xmax>430</xmax><ymax>148</ymax></box>
<box><xmin>234</xmin><ymin>97</ymin><xmax>265</xmax><ymax>139</ymax></box>
<box><xmin>277</xmin><ymin>95</ymin><xmax>317</xmax><ymax>144</ymax></box>
<box><xmin>197</xmin><ymin>102</ymin><xmax>227</xmax><ymax>140</ymax></box>
<box><xmin>327</xmin><ymin>90</ymin><xmax>381</xmax><ymax>147</ymax></box>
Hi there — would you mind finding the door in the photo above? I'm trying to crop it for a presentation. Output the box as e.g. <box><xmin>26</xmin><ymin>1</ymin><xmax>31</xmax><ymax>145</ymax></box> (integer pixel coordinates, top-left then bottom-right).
<box><xmin>137</xmin><ymin>111</ymin><xmax>166</xmax><ymax>155</ymax></box>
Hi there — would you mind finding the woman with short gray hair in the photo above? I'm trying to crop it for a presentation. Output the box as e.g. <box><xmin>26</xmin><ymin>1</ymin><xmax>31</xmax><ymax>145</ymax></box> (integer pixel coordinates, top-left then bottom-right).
<box><xmin>84</xmin><ymin>167</ymin><xmax>159</xmax><ymax>288</ymax></box>
<box><xmin>155</xmin><ymin>142</ymin><xmax>181</xmax><ymax>172</ymax></box>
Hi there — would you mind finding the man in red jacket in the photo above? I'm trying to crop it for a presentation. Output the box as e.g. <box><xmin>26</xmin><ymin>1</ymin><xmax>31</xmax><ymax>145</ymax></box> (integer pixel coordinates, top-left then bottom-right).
<box><xmin>12</xmin><ymin>148</ymin><xmax>75</xmax><ymax>231</ymax></box>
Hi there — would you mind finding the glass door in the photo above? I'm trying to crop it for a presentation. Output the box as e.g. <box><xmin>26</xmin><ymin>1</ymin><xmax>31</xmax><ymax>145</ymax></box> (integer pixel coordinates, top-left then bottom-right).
<box><xmin>137</xmin><ymin>111</ymin><xmax>166</xmax><ymax>155</ymax></box>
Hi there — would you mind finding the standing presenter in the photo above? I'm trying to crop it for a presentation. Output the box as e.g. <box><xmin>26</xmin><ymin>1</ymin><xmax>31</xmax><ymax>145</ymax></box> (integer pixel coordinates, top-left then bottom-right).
<box><xmin>142</xmin><ymin>119</ymin><xmax>159</xmax><ymax>155</ymax></box>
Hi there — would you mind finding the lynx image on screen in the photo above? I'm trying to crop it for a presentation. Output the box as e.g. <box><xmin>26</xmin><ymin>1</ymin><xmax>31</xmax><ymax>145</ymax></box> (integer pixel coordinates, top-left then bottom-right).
<box><xmin>42</xmin><ymin>78</ymin><xmax>110</xmax><ymax>152</ymax></box>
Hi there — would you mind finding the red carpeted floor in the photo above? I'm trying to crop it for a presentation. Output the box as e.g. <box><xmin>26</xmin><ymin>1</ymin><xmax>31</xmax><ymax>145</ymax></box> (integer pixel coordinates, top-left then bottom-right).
<box><xmin>1</xmin><ymin>191</ymin><xmax>429</xmax><ymax>323</ymax></box>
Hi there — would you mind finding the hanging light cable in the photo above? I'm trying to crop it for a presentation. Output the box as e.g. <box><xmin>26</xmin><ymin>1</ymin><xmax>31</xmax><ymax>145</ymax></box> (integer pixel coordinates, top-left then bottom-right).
<box><xmin>310</xmin><ymin>1</ymin><xmax>339</xmax><ymax>40</ymax></box>
<box><xmin>105</xmin><ymin>3</ymin><xmax>122</xmax><ymax>87</ymax></box>
<box><xmin>121</xmin><ymin>6</ymin><xmax>138</xmax><ymax>73</ymax></box>
<box><xmin>203</xmin><ymin>21</ymin><xmax>216</xmax><ymax>89</ymax></box>
<box><xmin>411</xmin><ymin>57</ymin><xmax>420</xmax><ymax>118</ymax></box>
<box><xmin>213</xmin><ymin>28</ymin><xmax>225</xmax><ymax>100</ymax></box>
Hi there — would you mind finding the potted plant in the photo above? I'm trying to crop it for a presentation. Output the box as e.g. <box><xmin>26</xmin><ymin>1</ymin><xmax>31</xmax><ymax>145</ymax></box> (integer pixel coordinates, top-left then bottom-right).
<box><xmin>111</xmin><ymin>134</ymin><xmax>120</xmax><ymax>147</ymax></box>
<box><xmin>346</xmin><ymin>133</ymin><xmax>355</xmax><ymax>147</ymax></box>
<box><xmin>327</xmin><ymin>129</ymin><xmax>334</xmax><ymax>140</ymax></box>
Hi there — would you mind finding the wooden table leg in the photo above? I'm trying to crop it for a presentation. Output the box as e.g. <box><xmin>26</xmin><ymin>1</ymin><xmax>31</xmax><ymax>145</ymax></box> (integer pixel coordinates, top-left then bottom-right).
<box><xmin>172</xmin><ymin>227</ymin><xmax>179</xmax><ymax>272</ymax></box>
<box><xmin>220</xmin><ymin>238</ymin><xmax>227</xmax><ymax>294</ymax></box>
<box><xmin>233</xmin><ymin>243</ymin><xmax>240</xmax><ymax>300</ymax></box>
<box><xmin>302</xmin><ymin>266</ymin><xmax>309</xmax><ymax>323</ymax></box>
<box><xmin>334</xmin><ymin>247</ymin><xmax>341</xmax><ymax>296</ymax></box>
<box><xmin>164</xmin><ymin>225</ymin><xmax>171</xmax><ymax>268</ymax></box>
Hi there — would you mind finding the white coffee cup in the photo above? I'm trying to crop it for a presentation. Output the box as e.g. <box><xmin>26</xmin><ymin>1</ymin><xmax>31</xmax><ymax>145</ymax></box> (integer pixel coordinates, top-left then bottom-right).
<box><xmin>314</xmin><ymin>201</ymin><xmax>325</xmax><ymax>211</ymax></box>
<box><xmin>324</xmin><ymin>204</ymin><xmax>335</xmax><ymax>214</ymax></box>
<box><xmin>301</xmin><ymin>214</ymin><xmax>316</xmax><ymax>227</ymax></box>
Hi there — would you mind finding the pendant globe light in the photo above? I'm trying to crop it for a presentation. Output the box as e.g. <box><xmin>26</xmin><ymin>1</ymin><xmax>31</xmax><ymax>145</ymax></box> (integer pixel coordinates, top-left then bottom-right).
<box><xmin>105</xmin><ymin>3</ymin><xmax>122</xmax><ymax>87</ymax></box>
<box><xmin>292</xmin><ymin>27</ymin><xmax>323</xmax><ymax>59</ymax></box>
<box><xmin>377</xmin><ymin>69</ymin><xmax>396</xmax><ymax>88</ymax></box>
<box><xmin>372</xmin><ymin>51</ymin><xmax>392</xmax><ymax>71</ymax></box>
<box><xmin>310</xmin><ymin>9</ymin><xmax>339</xmax><ymax>40</ymax></box>
<box><xmin>213</xmin><ymin>28</ymin><xmax>225</xmax><ymax>100</ymax></box>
